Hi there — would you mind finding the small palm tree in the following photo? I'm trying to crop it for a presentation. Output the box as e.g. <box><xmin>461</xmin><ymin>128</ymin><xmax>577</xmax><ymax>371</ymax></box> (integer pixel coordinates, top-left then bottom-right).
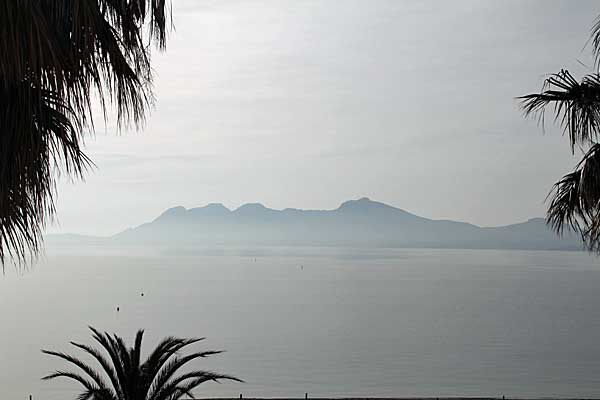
<box><xmin>520</xmin><ymin>17</ymin><xmax>600</xmax><ymax>253</ymax></box>
<box><xmin>42</xmin><ymin>327</ymin><xmax>241</xmax><ymax>400</ymax></box>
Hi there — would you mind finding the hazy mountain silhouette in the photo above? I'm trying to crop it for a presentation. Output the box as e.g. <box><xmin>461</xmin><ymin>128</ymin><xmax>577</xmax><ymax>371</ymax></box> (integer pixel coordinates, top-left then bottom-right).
<box><xmin>104</xmin><ymin>197</ymin><xmax>583</xmax><ymax>251</ymax></box>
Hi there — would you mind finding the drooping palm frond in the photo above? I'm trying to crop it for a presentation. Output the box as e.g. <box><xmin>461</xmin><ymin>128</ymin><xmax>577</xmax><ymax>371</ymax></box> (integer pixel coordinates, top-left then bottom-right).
<box><xmin>546</xmin><ymin>143</ymin><xmax>600</xmax><ymax>244</ymax></box>
<box><xmin>590</xmin><ymin>15</ymin><xmax>600</xmax><ymax>67</ymax></box>
<box><xmin>519</xmin><ymin>44</ymin><xmax>600</xmax><ymax>253</ymax></box>
<box><xmin>0</xmin><ymin>0</ymin><xmax>172</xmax><ymax>267</ymax></box>
<box><xmin>520</xmin><ymin>70</ymin><xmax>600</xmax><ymax>151</ymax></box>
<box><xmin>42</xmin><ymin>327</ymin><xmax>241</xmax><ymax>400</ymax></box>
<box><xmin>546</xmin><ymin>170</ymin><xmax>584</xmax><ymax>235</ymax></box>
<box><xmin>546</xmin><ymin>143</ymin><xmax>600</xmax><ymax>252</ymax></box>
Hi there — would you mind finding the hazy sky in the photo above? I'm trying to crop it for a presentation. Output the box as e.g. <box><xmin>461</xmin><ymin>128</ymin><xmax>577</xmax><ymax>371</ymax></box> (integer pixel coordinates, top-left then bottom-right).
<box><xmin>49</xmin><ymin>0</ymin><xmax>599</xmax><ymax>235</ymax></box>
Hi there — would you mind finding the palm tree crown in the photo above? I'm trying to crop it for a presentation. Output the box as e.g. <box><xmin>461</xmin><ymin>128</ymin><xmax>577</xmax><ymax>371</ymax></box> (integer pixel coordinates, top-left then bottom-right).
<box><xmin>42</xmin><ymin>327</ymin><xmax>241</xmax><ymax>400</ymax></box>
<box><xmin>520</xmin><ymin>17</ymin><xmax>600</xmax><ymax>253</ymax></box>
<box><xmin>0</xmin><ymin>0</ymin><xmax>171</xmax><ymax>266</ymax></box>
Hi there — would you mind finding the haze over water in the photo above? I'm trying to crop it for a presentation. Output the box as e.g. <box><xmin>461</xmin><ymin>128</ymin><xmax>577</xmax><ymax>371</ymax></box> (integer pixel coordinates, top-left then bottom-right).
<box><xmin>8</xmin><ymin>1</ymin><xmax>600</xmax><ymax>400</ymax></box>
<box><xmin>3</xmin><ymin>248</ymin><xmax>600</xmax><ymax>400</ymax></box>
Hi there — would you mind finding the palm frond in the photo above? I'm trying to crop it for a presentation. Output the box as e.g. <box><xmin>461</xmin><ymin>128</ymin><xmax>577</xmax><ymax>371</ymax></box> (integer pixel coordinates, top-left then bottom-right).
<box><xmin>42</xmin><ymin>370</ymin><xmax>108</xmax><ymax>399</ymax></box>
<box><xmin>141</xmin><ymin>336</ymin><xmax>206</xmax><ymax>396</ymax></box>
<box><xmin>147</xmin><ymin>350</ymin><xmax>225</xmax><ymax>399</ymax></box>
<box><xmin>0</xmin><ymin>0</ymin><xmax>171</xmax><ymax>266</ymax></box>
<box><xmin>591</xmin><ymin>15</ymin><xmax>600</xmax><ymax>67</ymax></box>
<box><xmin>520</xmin><ymin>70</ymin><xmax>600</xmax><ymax>151</ymax></box>
<box><xmin>153</xmin><ymin>371</ymin><xmax>243</xmax><ymax>400</ymax></box>
<box><xmin>546</xmin><ymin>170</ymin><xmax>583</xmax><ymax>234</ymax></box>
<box><xmin>89</xmin><ymin>327</ymin><xmax>130</xmax><ymax>396</ymax></box>
<box><xmin>547</xmin><ymin>143</ymin><xmax>600</xmax><ymax>251</ymax></box>
<box><xmin>43</xmin><ymin>327</ymin><xmax>239</xmax><ymax>400</ymax></box>
<box><xmin>70</xmin><ymin>340</ymin><xmax>123</xmax><ymax>399</ymax></box>
<box><xmin>143</xmin><ymin>337</ymin><xmax>205</xmax><ymax>384</ymax></box>
<box><xmin>41</xmin><ymin>349</ymin><xmax>113</xmax><ymax>396</ymax></box>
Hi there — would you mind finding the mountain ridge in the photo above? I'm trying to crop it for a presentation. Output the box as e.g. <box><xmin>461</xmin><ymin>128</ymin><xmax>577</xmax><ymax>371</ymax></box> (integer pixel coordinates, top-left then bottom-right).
<box><xmin>87</xmin><ymin>197</ymin><xmax>582</xmax><ymax>251</ymax></box>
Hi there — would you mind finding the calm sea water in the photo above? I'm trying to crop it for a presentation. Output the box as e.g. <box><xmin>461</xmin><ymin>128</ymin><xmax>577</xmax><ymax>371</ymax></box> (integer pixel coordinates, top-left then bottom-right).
<box><xmin>2</xmin><ymin>248</ymin><xmax>600</xmax><ymax>399</ymax></box>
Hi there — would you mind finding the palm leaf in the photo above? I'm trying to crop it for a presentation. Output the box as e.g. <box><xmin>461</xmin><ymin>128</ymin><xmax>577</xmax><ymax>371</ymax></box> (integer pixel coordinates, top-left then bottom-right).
<box><xmin>153</xmin><ymin>371</ymin><xmax>243</xmax><ymax>400</ymax></box>
<box><xmin>147</xmin><ymin>351</ymin><xmax>225</xmax><ymax>399</ymax></box>
<box><xmin>90</xmin><ymin>327</ymin><xmax>130</xmax><ymax>396</ymax></box>
<box><xmin>70</xmin><ymin>340</ymin><xmax>124</xmax><ymax>399</ymax></box>
<box><xmin>142</xmin><ymin>337</ymin><xmax>205</xmax><ymax>389</ymax></box>
<box><xmin>43</xmin><ymin>327</ymin><xmax>239</xmax><ymax>400</ymax></box>
<box><xmin>0</xmin><ymin>0</ymin><xmax>172</xmax><ymax>267</ymax></box>
<box><xmin>520</xmin><ymin>70</ymin><xmax>600</xmax><ymax>151</ymax></box>
<box><xmin>519</xmin><ymin>17</ymin><xmax>600</xmax><ymax>255</ymax></box>
<box><xmin>546</xmin><ymin>143</ymin><xmax>600</xmax><ymax>251</ymax></box>
<box><xmin>41</xmin><ymin>349</ymin><xmax>113</xmax><ymax>395</ymax></box>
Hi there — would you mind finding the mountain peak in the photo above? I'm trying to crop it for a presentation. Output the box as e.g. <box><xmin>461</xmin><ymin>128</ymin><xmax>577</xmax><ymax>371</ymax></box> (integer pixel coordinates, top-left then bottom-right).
<box><xmin>338</xmin><ymin>197</ymin><xmax>368</xmax><ymax>206</ymax></box>
<box><xmin>157</xmin><ymin>206</ymin><xmax>186</xmax><ymax>218</ymax></box>
<box><xmin>189</xmin><ymin>203</ymin><xmax>230</xmax><ymax>216</ymax></box>
<box><xmin>206</xmin><ymin>202</ymin><xmax>229</xmax><ymax>209</ymax></box>
<box><xmin>234</xmin><ymin>203</ymin><xmax>269</xmax><ymax>214</ymax></box>
<box><xmin>336</xmin><ymin>197</ymin><xmax>424</xmax><ymax>222</ymax></box>
<box><xmin>236</xmin><ymin>202</ymin><xmax>266</xmax><ymax>209</ymax></box>
<box><xmin>338</xmin><ymin>197</ymin><xmax>389</xmax><ymax>211</ymax></box>
<box><xmin>190</xmin><ymin>203</ymin><xmax>230</xmax><ymax>211</ymax></box>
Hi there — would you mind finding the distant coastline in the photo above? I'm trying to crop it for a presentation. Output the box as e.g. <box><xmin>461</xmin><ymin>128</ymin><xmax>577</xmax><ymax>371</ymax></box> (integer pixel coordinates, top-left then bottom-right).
<box><xmin>45</xmin><ymin>198</ymin><xmax>584</xmax><ymax>252</ymax></box>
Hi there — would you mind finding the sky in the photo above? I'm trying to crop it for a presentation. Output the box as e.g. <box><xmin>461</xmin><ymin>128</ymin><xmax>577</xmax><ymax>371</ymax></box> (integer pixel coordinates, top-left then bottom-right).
<box><xmin>48</xmin><ymin>0</ymin><xmax>600</xmax><ymax>235</ymax></box>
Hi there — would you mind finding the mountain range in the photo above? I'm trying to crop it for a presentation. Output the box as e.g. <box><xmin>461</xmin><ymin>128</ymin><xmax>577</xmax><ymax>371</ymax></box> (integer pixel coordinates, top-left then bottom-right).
<box><xmin>50</xmin><ymin>197</ymin><xmax>584</xmax><ymax>251</ymax></box>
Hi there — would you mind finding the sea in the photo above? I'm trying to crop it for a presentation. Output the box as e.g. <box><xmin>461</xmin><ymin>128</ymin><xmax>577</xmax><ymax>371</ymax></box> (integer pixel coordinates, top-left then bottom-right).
<box><xmin>2</xmin><ymin>248</ymin><xmax>600</xmax><ymax>399</ymax></box>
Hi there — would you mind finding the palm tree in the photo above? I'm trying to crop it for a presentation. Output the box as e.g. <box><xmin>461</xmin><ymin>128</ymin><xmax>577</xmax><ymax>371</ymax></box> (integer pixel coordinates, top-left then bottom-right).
<box><xmin>42</xmin><ymin>327</ymin><xmax>241</xmax><ymax>400</ymax></box>
<box><xmin>42</xmin><ymin>327</ymin><xmax>242</xmax><ymax>400</ymax></box>
<box><xmin>0</xmin><ymin>1</ymin><xmax>171</xmax><ymax>266</ymax></box>
<box><xmin>520</xmin><ymin>17</ymin><xmax>600</xmax><ymax>253</ymax></box>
